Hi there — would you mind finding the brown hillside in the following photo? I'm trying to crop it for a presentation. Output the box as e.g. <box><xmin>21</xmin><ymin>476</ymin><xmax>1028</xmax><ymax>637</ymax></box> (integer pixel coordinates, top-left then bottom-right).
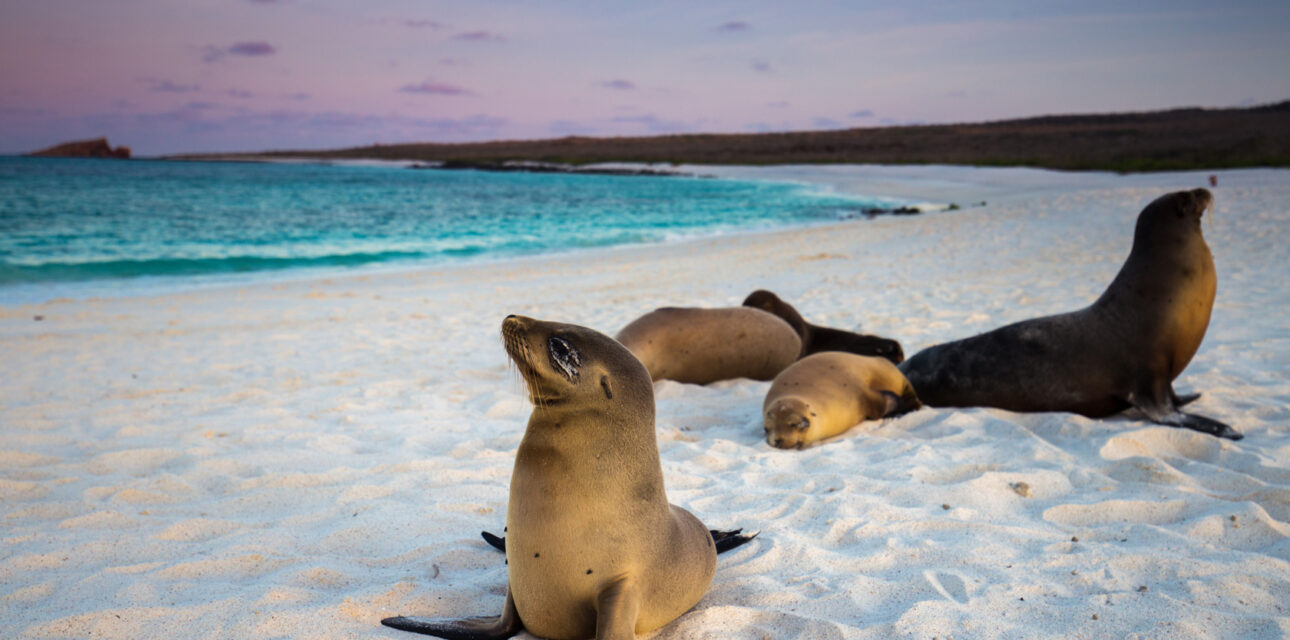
<box><xmin>175</xmin><ymin>101</ymin><xmax>1290</xmax><ymax>172</ymax></box>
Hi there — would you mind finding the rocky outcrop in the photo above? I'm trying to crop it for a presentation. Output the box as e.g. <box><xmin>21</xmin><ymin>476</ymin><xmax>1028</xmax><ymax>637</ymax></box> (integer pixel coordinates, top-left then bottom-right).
<box><xmin>27</xmin><ymin>137</ymin><xmax>131</xmax><ymax>159</ymax></box>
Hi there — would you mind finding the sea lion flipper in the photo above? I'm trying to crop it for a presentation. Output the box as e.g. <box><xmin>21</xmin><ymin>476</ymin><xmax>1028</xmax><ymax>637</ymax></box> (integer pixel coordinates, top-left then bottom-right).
<box><xmin>382</xmin><ymin>591</ymin><xmax>522</xmax><ymax>639</ymax></box>
<box><xmin>1173</xmin><ymin>391</ymin><xmax>1201</xmax><ymax>407</ymax></box>
<box><xmin>480</xmin><ymin>530</ymin><xmax>505</xmax><ymax>552</ymax></box>
<box><xmin>1176</xmin><ymin>412</ymin><xmax>1244</xmax><ymax>440</ymax></box>
<box><xmin>594</xmin><ymin>579</ymin><xmax>642</xmax><ymax>640</ymax></box>
<box><xmin>1128</xmin><ymin>389</ymin><xmax>1243</xmax><ymax>440</ymax></box>
<box><xmin>710</xmin><ymin>528</ymin><xmax>759</xmax><ymax>554</ymax></box>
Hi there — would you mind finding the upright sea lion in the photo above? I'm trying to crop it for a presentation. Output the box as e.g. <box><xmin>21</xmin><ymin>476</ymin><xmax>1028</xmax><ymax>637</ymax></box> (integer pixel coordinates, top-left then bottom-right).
<box><xmin>899</xmin><ymin>189</ymin><xmax>1241</xmax><ymax>440</ymax></box>
<box><xmin>383</xmin><ymin>315</ymin><xmax>747</xmax><ymax>639</ymax></box>
<box><xmin>615</xmin><ymin>306</ymin><xmax>801</xmax><ymax>385</ymax></box>
<box><xmin>742</xmin><ymin>289</ymin><xmax>904</xmax><ymax>363</ymax></box>
<box><xmin>763</xmin><ymin>352</ymin><xmax>921</xmax><ymax>449</ymax></box>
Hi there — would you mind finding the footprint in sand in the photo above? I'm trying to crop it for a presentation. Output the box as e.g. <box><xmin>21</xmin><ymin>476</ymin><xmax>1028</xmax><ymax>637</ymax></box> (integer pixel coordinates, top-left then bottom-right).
<box><xmin>924</xmin><ymin>569</ymin><xmax>970</xmax><ymax>605</ymax></box>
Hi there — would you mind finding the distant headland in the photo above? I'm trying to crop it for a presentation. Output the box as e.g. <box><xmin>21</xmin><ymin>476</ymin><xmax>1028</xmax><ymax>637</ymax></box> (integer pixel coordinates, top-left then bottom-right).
<box><xmin>27</xmin><ymin>137</ymin><xmax>131</xmax><ymax>159</ymax></box>
<box><xmin>169</xmin><ymin>100</ymin><xmax>1290</xmax><ymax>174</ymax></box>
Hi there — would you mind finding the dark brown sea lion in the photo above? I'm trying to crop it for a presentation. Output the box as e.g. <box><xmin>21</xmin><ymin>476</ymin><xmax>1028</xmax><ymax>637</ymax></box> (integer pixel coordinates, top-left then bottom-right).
<box><xmin>899</xmin><ymin>189</ymin><xmax>1240</xmax><ymax>440</ymax></box>
<box><xmin>382</xmin><ymin>316</ymin><xmax>752</xmax><ymax>639</ymax></box>
<box><xmin>742</xmin><ymin>289</ymin><xmax>904</xmax><ymax>363</ymax></box>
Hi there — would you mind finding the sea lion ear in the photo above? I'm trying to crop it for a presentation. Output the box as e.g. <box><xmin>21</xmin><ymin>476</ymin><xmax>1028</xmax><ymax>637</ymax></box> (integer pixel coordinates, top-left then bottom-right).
<box><xmin>600</xmin><ymin>374</ymin><xmax>613</xmax><ymax>400</ymax></box>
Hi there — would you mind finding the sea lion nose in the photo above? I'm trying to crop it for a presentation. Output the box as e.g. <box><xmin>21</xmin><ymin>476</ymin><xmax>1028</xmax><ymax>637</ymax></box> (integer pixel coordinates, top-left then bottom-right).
<box><xmin>1191</xmin><ymin>188</ymin><xmax>1213</xmax><ymax>214</ymax></box>
<box><xmin>502</xmin><ymin>315</ymin><xmax>529</xmax><ymax>333</ymax></box>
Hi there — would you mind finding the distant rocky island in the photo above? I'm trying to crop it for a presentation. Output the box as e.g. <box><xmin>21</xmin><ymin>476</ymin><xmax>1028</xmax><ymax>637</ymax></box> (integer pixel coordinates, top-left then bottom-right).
<box><xmin>28</xmin><ymin>137</ymin><xmax>131</xmax><ymax>159</ymax></box>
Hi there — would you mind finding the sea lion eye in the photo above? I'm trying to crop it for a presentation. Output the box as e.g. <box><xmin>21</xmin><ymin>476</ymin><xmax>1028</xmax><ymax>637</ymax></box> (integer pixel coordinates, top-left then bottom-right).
<box><xmin>547</xmin><ymin>336</ymin><xmax>581</xmax><ymax>380</ymax></box>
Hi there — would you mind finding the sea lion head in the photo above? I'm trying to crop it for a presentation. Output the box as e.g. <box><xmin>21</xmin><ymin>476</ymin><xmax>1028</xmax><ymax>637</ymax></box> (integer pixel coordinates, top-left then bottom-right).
<box><xmin>763</xmin><ymin>397</ymin><xmax>814</xmax><ymax>450</ymax></box>
<box><xmin>502</xmin><ymin>315</ymin><xmax>650</xmax><ymax>412</ymax></box>
<box><xmin>1133</xmin><ymin>188</ymin><xmax>1212</xmax><ymax>247</ymax></box>
<box><xmin>855</xmin><ymin>336</ymin><xmax>904</xmax><ymax>364</ymax></box>
<box><xmin>742</xmin><ymin>289</ymin><xmax>809</xmax><ymax>339</ymax></box>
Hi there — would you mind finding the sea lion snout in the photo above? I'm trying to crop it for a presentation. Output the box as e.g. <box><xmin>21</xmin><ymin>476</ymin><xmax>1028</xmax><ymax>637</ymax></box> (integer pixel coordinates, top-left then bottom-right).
<box><xmin>1190</xmin><ymin>188</ymin><xmax>1213</xmax><ymax>213</ymax></box>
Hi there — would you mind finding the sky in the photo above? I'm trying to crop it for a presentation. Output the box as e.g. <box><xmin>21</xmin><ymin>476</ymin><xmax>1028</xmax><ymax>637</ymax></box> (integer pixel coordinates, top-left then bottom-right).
<box><xmin>2</xmin><ymin>0</ymin><xmax>1288</xmax><ymax>156</ymax></box>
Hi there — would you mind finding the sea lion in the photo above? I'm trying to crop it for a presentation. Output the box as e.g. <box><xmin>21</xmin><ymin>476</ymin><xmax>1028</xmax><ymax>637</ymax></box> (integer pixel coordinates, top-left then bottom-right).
<box><xmin>763</xmin><ymin>352</ymin><xmax>921</xmax><ymax>449</ymax></box>
<box><xmin>480</xmin><ymin>528</ymin><xmax>756</xmax><ymax>555</ymax></box>
<box><xmin>615</xmin><ymin>306</ymin><xmax>801</xmax><ymax>385</ymax></box>
<box><xmin>383</xmin><ymin>315</ymin><xmax>745</xmax><ymax>639</ymax></box>
<box><xmin>899</xmin><ymin>189</ymin><xmax>1241</xmax><ymax>440</ymax></box>
<box><xmin>742</xmin><ymin>289</ymin><xmax>905</xmax><ymax>363</ymax></box>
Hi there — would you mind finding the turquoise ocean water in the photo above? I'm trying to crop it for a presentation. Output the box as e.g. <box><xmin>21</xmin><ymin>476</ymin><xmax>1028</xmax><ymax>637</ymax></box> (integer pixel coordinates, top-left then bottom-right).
<box><xmin>0</xmin><ymin>157</ymin><xmax>898</xmax><ymax>304</ymax></box>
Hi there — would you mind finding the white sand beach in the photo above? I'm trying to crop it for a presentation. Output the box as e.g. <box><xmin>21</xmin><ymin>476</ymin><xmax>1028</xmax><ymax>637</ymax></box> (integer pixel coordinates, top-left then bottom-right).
<box><xmin>2</xmin><ymin>164</ymin><xmax>1289</xmax><ymax>639</ymax></box>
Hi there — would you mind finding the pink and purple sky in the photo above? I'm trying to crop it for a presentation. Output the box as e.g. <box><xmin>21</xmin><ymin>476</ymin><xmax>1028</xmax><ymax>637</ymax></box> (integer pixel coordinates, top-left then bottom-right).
<box><xmin>3</xmin><ymin>0</ymin><xmax>1288</xmax><ymax>156</ymax></box>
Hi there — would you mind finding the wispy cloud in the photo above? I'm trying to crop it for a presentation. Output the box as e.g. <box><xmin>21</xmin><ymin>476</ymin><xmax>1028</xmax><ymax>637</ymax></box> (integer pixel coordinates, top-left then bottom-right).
<box><xmin>811</xmin><ymin>117</ymin><xmax>842</xmax><ymax>129</ymax></box>
<box><xmin>751</xmin><ymin>60</ymin><xmax>771</xmax><ymax>73</ymax></box>
<box><xmin>82</xmin><ymin>107</ymin><xmax>508</xmax><ymax>147</ymax></box>
<box><xmin>402</xmin><ymin>19</ymin><xmax>444</xmax><ymax>29</ymax></box>
<box><xmin>610</xmin><ymin>114</ymin><xmax>689</xmax><ymax>134</ymax></box>
<box><xmin>453</xmin><ymin>31</ymin><xmax>504</xmax><ymax>42</ymax></box>
<box><xmin>549</xmin><ymin>120</ymin><xmax>596</xmax><ymax>136</ymax></box>
<box><xmin>230</xmin><ymin>42</ymin><xmax>275</xmax><ymax>56</ymax></box>
<box><xmin>202</xmin><ymin>41</ymin><xmax>276</xmax><ymax>63</ymax></box>
<box><xmin>147</xmin><ymin>79</ymin><xmax>201</xmax><ymax>93</ymax></box>
<box><xmin>744</xmin><ymin>121</ymin><xmax>792</xmax><ymax>133</ymax></box>
<box><xmin>227</xmin><ymin>88</ymin><xmax>256</xmax><ymax>99</ymax></box>
<box><xmin>599</xmin><ymin>79</ymin><xmax>636</xmax><ymax>90</ymax></box>
<box><xmin>398</xmin><ymin>80</ymin><xmax>473</xmax><ymax>96</ymax></box>
<box><xmin>848</xmin><ymin>109</ymin><xmax>875</xmax><ymax>118</ymax></box>
<box><xmin>0</xmin><ymin>105</ymin><xmax>54</xmax><ymax>117</ymax></box>
<box><xmin>715</xmin><ymin>21</ymin><xmax>750</xmax><ymax>33</ymax></box>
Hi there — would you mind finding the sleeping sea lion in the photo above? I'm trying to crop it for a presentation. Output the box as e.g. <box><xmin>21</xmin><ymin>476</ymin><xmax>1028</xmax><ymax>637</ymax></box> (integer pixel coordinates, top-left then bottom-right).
<box><xmin>615</xmin><ymin>306</ymin><xmax>801</xmax><ymax>385</ymax></box>
<box><xmin>763</xmin><ymin>352</ymin><xmax>920</xmax><ymax>449</ymax></box>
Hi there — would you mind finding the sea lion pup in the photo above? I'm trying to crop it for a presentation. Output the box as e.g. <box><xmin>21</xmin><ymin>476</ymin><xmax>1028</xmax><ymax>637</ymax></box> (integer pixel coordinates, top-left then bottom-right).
<box><xmin>382</xmin><ymin>315</ymin><xmax>753</xmax><ymax>639</ymax></box>
<box><xmin>763</xmin><ymin>352</ymin><xmax>921</xmax><ymax>449</ymax></box>
<box><xmin>742</xmin><ymin>289</ymin><xmax>905</xmax><ymax>363</ymax></box>
<box><xmin>899</xmin><ymin>189</ymin><xmax>1242</xmax><ymax>440</ymax></box>
<box><xmin>615</xmin><ymin>306</ymin><xmax>801</xmax><ymax>385</ymax></box>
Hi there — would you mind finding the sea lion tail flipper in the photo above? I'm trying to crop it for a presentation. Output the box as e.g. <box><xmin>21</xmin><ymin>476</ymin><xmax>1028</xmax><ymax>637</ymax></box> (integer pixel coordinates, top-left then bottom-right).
<box><xmin>880</xmin><ymin>390</ymin><xmax>922</xmax><ymax>418</ymax></box>
<box><xmin>480</xmin><ymin>530</ymin><xmax>505</xmax><ymax>552</ymax></box>
<box><xmin>710</xmin><ymin>528</ymin><xmax>759</xmax><ymax>554</ymax></box>
<box><xmin>382</xmin><ymin>592</ymin><xmax>522</xmax><ymax>639</ymax></box>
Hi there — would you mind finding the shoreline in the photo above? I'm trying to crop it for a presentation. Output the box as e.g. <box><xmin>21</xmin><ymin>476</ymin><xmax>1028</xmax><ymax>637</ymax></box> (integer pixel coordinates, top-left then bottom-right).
<box><xmin>0</xmin><ymin>161</ymin><xmax>935</xmax><ymax>308</ymax></box>
<box><xmin>6</xmin><ymin>161</ymin><xmax>1272</xmax><ymax>309</ymax></box>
